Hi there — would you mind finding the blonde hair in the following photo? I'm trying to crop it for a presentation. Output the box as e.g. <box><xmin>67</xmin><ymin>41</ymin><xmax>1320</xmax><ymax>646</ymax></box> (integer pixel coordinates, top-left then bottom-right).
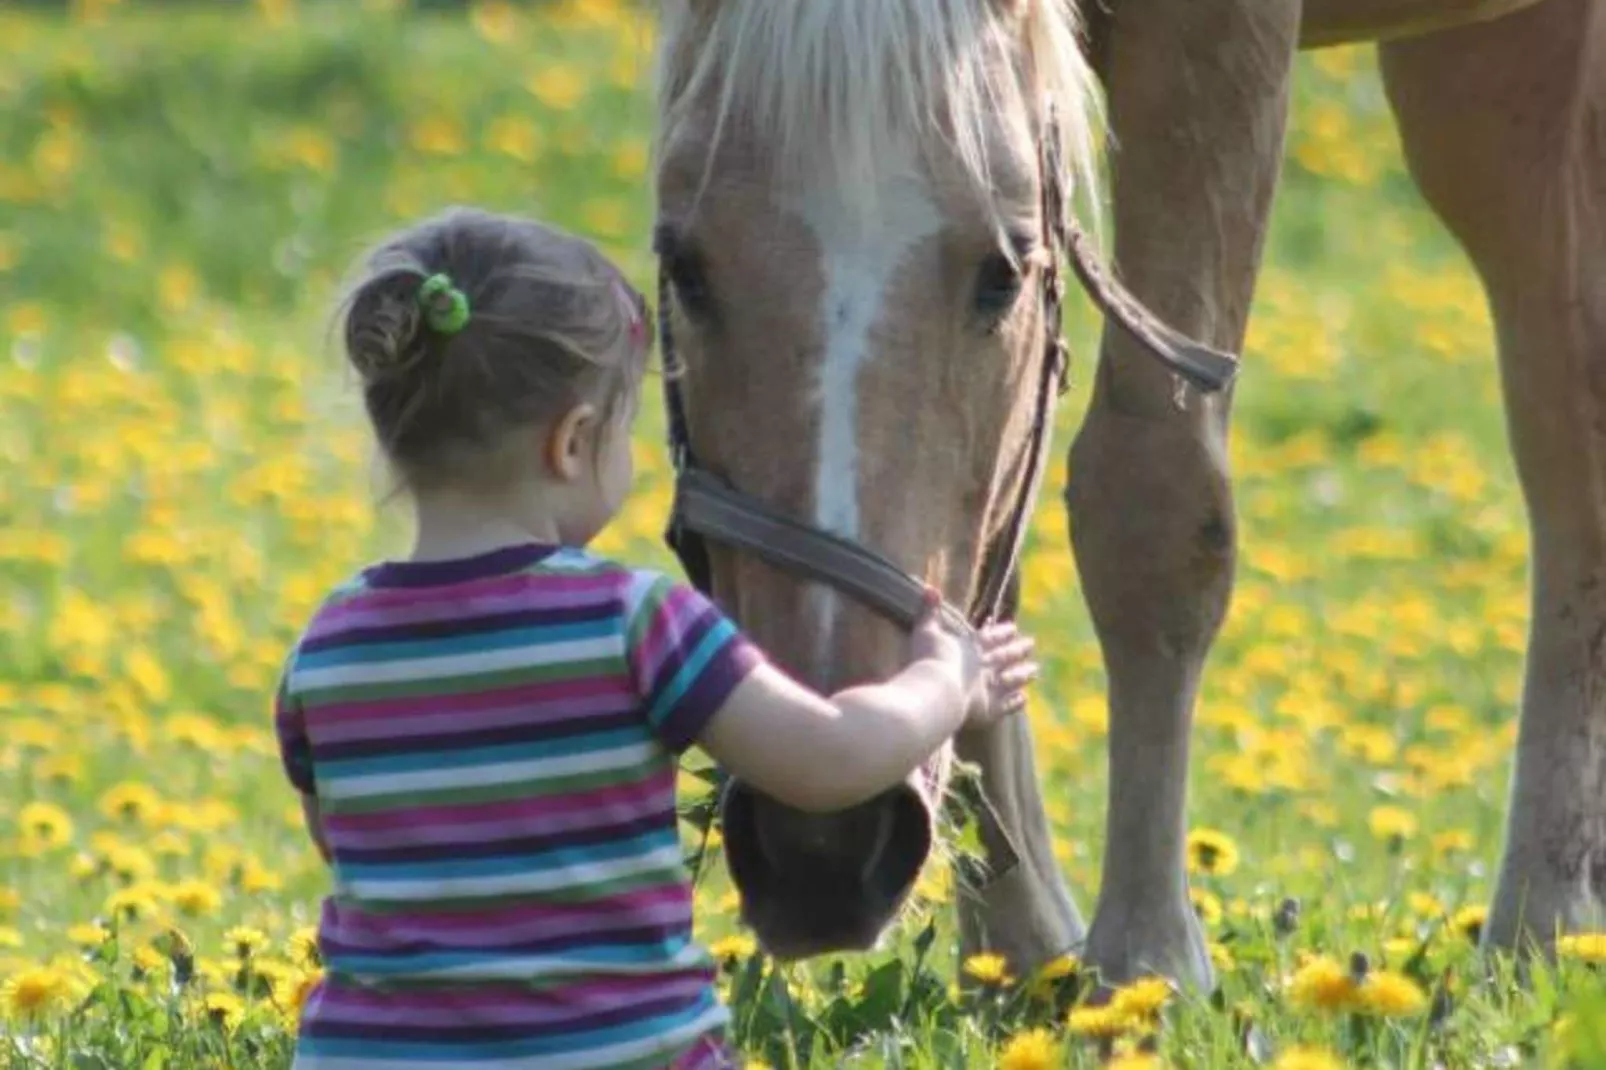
<box><xmin>335</xmin><ymin>206</ymin><xmax>648</xmax><ymax>492</ymax></box>
<box><xmin>655</xmin><ymin>0</ymin><xmax>1102</xmax><ymax>225</ymax></box>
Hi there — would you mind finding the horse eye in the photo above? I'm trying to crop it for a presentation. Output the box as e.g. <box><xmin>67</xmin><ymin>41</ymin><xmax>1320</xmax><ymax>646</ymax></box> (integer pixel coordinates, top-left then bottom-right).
<box><xmin>973</xmin><ymin>251</ymin><xmax>1024</xmax><ymax>326</ymax></box>
<box><xmin>655</xmin><ymin>228</ymin><xmax>714</xmax><ymax>319</ymax></box>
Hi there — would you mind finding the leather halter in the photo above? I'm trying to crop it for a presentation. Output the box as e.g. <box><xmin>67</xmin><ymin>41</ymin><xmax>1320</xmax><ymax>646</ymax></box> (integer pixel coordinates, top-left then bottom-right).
<box><xmin>655</xmin><ymin>117</ymin><xmax>1240</xmax><ymax>642</ymax></box>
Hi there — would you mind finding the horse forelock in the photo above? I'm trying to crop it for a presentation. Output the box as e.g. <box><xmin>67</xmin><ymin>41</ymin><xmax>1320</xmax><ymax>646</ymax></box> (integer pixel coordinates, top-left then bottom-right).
<box><xmin>654</xmin><ymin>0</ymin><xmax>1102</xmax><ymax>223</ymax></box>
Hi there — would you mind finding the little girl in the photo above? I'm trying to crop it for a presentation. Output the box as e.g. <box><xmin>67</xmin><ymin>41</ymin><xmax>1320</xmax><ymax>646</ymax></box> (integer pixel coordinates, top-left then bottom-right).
<box><xmin>274</xmin><ymin>206</ymin><xmax>1038</xmax><ymax>1070</ymax></box>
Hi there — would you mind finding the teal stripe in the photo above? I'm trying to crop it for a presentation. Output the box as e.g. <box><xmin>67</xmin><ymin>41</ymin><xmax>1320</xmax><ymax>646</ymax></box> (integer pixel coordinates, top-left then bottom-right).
<box><xmin>646</xmin><ymin>619</ymin><xmax>736</xmax><ymax>730</ymax></box>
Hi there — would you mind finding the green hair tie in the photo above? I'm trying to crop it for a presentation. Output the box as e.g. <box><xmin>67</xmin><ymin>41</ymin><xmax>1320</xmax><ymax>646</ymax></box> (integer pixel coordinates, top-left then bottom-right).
<box><xmin>418</xmin><ymin>273</ymin><xmax>471</xmax><ymax>335</ymax></box>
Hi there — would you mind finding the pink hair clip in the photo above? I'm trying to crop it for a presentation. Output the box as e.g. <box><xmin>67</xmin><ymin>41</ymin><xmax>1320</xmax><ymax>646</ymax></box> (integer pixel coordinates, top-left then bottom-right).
<box><xmin>612</xmin><ymin>277</ymin><xmax>647</xmax><ymax>345</ymax></box>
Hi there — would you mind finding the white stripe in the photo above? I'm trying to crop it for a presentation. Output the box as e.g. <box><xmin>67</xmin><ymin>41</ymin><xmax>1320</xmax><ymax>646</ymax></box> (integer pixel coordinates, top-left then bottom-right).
<box><xmin>340</xmin><ymin>840</ymin><xmax>686</xmax><ymax>901</ymax></box>
<box><xmin>791</xmin><ymin>158</ymin><xmax>941</xmax><ymax>667</ymax></box>
<box><xmin>294</xmin><ymin>635</ymin><xmax>622</xmax><ymax>690</ymax></box>
<box><xmin>321</xmin><ymin>740</ymin><xmax>658</xmax><ymax>801</ymax></box>
<box><xmin>290</xmin><ymin>1007</ymin><xmax>728</xmax><ymax>1070</ymax></box>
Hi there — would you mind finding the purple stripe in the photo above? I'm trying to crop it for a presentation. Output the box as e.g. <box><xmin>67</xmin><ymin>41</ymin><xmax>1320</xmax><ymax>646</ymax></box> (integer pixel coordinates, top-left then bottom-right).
<box><xmin>309</xmin><ymin>975</ymin><xmax>709</xmax><ymax>1029</ymax></box>
<box><xmin>321</xmin><ymin>775</ymin><xmax>673</xmax><ymax>843</ymax></box>
<box><xmin>639</xmin><ymin>598</ymin><xmax>730</xmax><ymax>707</ymax></box>
<box><xmin>321</xmin><ymin>886</ymin><xmax>690</xmax><ymax>945</ymax></box>
<box><xmin>325</xmin><ymin>919</ymin><xmax>687</xmax><ymax>962</ymax></box>
<box><xmin>361</xmin><ymin>543</ymin><xmax>559</xmax><ymax>588</ymax></box>
<box><xmin>301</xmin><ymin>603</ymin><xmax>617</xmax><ymax>654</ymax></box>
<box><xmin>312</xmin><ymin>708</ymin><xmax>642</xmax><ymax>762</ymax></box>
<box><xmin>335</xmin><ymin>810</ymin><xmax>670</xmax><ymax>864</ymax></box>
<box><xmin>658</xmin><ymin>639</ymin><xmax>762</xmax><ymax>752</ymax></box>
<box><xmin>305</xmin><ymin>676</ymin><xmax>634</xmax><ymax>731</ymax></box>
<box><xmin>309</xmin><ymin>572</ymin><xmax>622</xmax><ymax>634</ymax></box>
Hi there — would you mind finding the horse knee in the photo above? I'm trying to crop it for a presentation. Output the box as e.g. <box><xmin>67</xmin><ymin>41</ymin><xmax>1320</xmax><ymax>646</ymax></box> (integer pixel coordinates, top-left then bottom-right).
<box><xmin>1065</xmin><ymin>405</ymin><xmax>1235</xmax><ymax>657</ymax></box>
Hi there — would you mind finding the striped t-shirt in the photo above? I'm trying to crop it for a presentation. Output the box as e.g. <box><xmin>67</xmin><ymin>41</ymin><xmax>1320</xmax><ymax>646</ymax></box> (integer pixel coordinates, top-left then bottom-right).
<box><xmin>273</xmin><ymin>542</ymin><xmax>763</xmax><ymax>1070</ymax></box>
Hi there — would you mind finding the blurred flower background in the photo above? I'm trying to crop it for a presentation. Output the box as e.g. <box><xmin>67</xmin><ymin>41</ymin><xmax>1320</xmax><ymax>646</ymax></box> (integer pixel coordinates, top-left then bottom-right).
<box><xmin>1</xmin><ymin>1</ymin><xmax>1604</xmax><ymax>1067</ymax></box>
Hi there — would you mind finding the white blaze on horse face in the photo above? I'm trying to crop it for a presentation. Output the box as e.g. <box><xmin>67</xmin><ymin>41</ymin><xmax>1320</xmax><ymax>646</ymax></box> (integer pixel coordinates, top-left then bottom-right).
<box><xmin>790</xmin><ymin>161</ymin><xmax>942</xmax><ymax>665</ymax></box>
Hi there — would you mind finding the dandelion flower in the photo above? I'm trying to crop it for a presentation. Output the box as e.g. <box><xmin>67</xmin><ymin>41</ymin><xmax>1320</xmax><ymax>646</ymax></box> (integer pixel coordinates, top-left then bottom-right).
<box><xmin>1451</xmin><ymin>905</ymin><xmax>1487</xmax><ymax>943</ymax></box>
<box><xmin>1111</xmin><ymin>977</ymin><xmax>1175</xmax><ymax>1020</ymax></box>
<box><xmin>1274</xmin><ymin>1046</ymin><xmax>1347</xmax><ymax>1070</ymax></box>
<box><xmin>289</xmin><ymin>927</ymin><xmax>321</xmax><ymax>969</ymax></box>
<box><xmin>168</xmin><ymin>879</ymin><xmax>222</xmax><ymax>917</ymax></box>
<box><xmin>224</xmin><ymin>925</ymin><xmax>269</xmax><ymax>960</ymax></box>
<box><xmin>1186</xmin><ymin>828</ymin><xmax>1241</xmax><ymax>876</ymax></box>
<box><xmin>16</xmin><ymin>802</ymin><xmax>73</xmax><ymax>852</ymax></box>
<box><xmin>203</xmin><ymin>990</ymin><xmax>244</xmax><ymax>1032</ymax></box>
<box><xmin>1066</xmin><ymin>1004</ymin><xmax>1135</xmax><ymax>1038</ymax></box>
<box><xmin>1287</xmin><ymin>955</ymin><xmax>1357</xmax><ymax>1012</ymax></box>
<box><xmin>1557</xmin><ymin>933</ymin><xmax>1606</xmax><ymax>964</ymax></box>
<box><xmin>1368</xmin><ymin>805</ymin><xmax>1417</xmax><ymax>843</ymax></box>
<box><xmin>963</xmin><ymin>951</ymin><xmax>1012</xmax><ymax>986</ymax></box>
<box><xmin>1033</xmin><ymin>953</ymin><xmax>1079</xmax><ymax>983</ymax></box>
<box><xmin>998</xmin><ymin>1027</ymin><xmax>1060</xmax><ymax>1070</ymax></box>
<box><xmin>1356</xmin><ymin>970</ymin><xmax>1428</xmax><ymax>1017</ymax></box>
<box><xmin>707</xmin><ymin>934</ymin><xmax>755</xmax><ymax>964</ymax></box>
<box><xmin>1</xmin><ymin>965</ymin><xmax>71</xmax><ymax>1021</ymax></box>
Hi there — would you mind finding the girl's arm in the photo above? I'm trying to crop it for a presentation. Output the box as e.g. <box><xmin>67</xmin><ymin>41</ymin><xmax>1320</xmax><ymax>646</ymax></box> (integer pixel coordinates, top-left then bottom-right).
<box><xmin>696</xmin><ymin>609</ymin><xmax>1036</xmax><ymax>813</ymax></box>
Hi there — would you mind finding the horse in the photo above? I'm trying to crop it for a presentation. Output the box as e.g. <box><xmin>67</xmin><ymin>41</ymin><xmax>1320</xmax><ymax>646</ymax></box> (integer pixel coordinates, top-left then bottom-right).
<box><xmin>649</xmin><ymin>0</ymin><xmax>1606</xmax><ymax>990</ymax></box>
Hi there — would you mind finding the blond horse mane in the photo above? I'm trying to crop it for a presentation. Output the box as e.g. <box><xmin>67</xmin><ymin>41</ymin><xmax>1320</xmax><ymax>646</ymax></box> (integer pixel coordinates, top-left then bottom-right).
<box><xmin>654</xmin><ymin>0</ymin><xmax>1102</xmax><ymax>229</ymax></box>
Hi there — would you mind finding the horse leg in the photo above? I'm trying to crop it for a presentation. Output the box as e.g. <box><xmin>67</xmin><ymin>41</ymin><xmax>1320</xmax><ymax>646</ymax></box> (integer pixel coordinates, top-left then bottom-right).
<box><xmin>1380</xmin><ymin>0</ymin><xmax>1606</xmax><ymax>957</ymax></box>
<box><xmin>1065</xmin><ymin>0</ymin><xmax>1299</xmax><ymax>988</ymax></box>
<box><xmin>955</xmin><ymin>575</ymin><xmax>1086</xmax><ymax>974</ymax></box>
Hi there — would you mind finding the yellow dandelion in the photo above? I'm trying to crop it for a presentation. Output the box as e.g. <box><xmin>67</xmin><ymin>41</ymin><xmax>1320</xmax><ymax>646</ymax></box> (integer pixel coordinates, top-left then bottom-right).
<box><xmin>16</xmin><ymin>802</ymin><xmax>73</xmax><ymax>851</ymax></box>
<box><xmin>1</xmin><ymin>965</ymin><xmax>72</xmax><ymax>1021</ymax></box>
<box><xmin>203</xmin><ymin>990</ymin><xmax>245</xmax><ymax>1032</ymax></box>
<box><xmin>707</xmin><ymin>934</ymin><xmax>756</xmax><ymax>964</ymax></box>
<box><xmin>1191</xmin><ymin>887</ymin><xmax>1224</xmax><ymax>927</ymax></box>
<box><xmin>98</xmin><ymin>781</ymin><xmax>163</xmax><ymax>825</ymax></box>
<box><xmin>1357</xmin><ymin>970</ymin><xmax>1428</xmax><ymax>1017</ymax></box>
<box><xmin>1066</xmin><ymin>1004</ymin><xmax>1135</xmax><ymax>1038</ymax></box>
<box><xmin>1557</xmin><ymin>933</ymin><xmax>1606</xmax><ymax>964</ymax></box>
<box><xmin>131</xmin><ymin>945</ymin><xmax>170</xmax><ymax>980</ymax></box>
<box><xmin>65</xmin><ymin>922</ymin><xmax>109</xmax><ymax>948</ymax></box>
<box><xmin>104</xmin><ymin>885</ymin><xmax>161</xmax><ymax>925</ymax></box>
<box><xmin>1451</xmin><ymin>905</ymin><xmax>1487</xmax><ymax>943</ymax></box>
<box><xmin>962</xmin><ymin>951</ymin><xmax>1012</xmax><ymax>986</ymax></box>
<box><xmin>998</xmin><ymin>1027</ymin><xmax>1060</xmax><ymax>1070</ymax></box>
<box><xmin>1209</xmin><ymin>941</ymin><xmax>1236</xmax><ymax>973</ymax></box>
<box><xmin>1287</xmin><ymin>955</ymin><xmax>1357</xmax><ymax>1013</ymax></box>
<box><xmin>1274</xmin><ymin>1046</ymin><xmax>1348</xmax><ymax>1070</ymax></box>
<box><xmin>289</xmin><ymin>927</ymin><xmax>321</xmax><ymax>969</ymax></box>
<box><xmin>168</xmin><ymin>879</ymin><xmax>222</xmax><ymax>917</ymax></box>
<box><xmin>224</xmin><ymin>925</ymin><xmax>269</xmax><ymax>960</ymax></box>
<box><xmin>280</xmin><ymin>967</ymin><xmax>323</xmax><ymax>1018</ymax></box>
<box><xmin>1033</xmin><ymin>953</ymin><xmax>1079</xmax><ymax>984</ymax></box>
<box><xmin>1368</xmin><ymin>805</ymin><xmax>1417</xmax><ymax>844</ymax></box>
<box><xmin>1111</xmin><ymin>977</ymin><xmax>1175</xmax><ymax>1020</ymax></box>
<box><xmin>1185</xmin><ymin>828</ymin><xmax>1241</xmax><ymax>876</ymax></box>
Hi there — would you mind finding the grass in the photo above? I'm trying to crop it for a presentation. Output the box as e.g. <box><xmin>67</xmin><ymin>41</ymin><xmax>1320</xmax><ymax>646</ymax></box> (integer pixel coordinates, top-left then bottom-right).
<box><xmin>1</xmin><ymin>2</ymin><xmax>1605</xmax><ymax>1067</ymax></box>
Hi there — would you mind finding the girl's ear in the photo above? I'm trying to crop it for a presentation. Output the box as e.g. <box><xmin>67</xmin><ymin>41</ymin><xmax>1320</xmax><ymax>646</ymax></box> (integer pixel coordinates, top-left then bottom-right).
<box><xmin>545</xmin><ymin>401</ymin><xmax>601</xmax><ymax>483</ymax></box>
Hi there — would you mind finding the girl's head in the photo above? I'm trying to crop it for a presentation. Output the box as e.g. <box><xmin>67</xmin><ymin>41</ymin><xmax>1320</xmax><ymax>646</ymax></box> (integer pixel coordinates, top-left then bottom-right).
<box><xmin>337</xmin><ymin>207</ymin><xmax>649</xmax><ymax>545</ymax></box>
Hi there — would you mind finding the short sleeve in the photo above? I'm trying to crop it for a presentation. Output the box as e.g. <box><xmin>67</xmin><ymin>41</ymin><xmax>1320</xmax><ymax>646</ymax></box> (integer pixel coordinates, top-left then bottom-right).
<box><xmin>622</xmin><ymin>571</ymin><xmax>764</xmax><ymax>754</ymax></box>
<box><xmin>274</xmin><ymin>667</ymin><xmax>316</xmax><ymax>795</ymax></box>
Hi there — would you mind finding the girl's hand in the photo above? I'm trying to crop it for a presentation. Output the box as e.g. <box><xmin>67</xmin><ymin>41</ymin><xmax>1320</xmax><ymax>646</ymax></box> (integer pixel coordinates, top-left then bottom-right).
<box><xmin>907</xmin><ymin>587</ymin><xmax>979</xmax><ymax>681</ymax></box>
<box><xmin>908</xmin><ymin>588</ymin><xmax>1037</xmax><ymax>728</ymax></box>
<box><xmin>967</xmin><ymin>620</ymin><xmax>1038</xmax><ymax>728</ymax></box>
